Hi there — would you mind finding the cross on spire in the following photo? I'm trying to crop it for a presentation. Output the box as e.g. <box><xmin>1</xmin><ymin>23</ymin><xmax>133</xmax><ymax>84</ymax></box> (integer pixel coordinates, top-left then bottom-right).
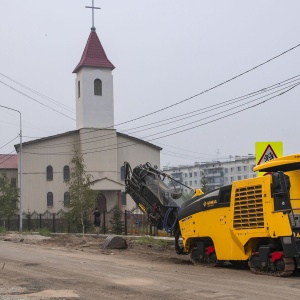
<box><xmin>85</xmin><ymin>0</ymin><xmax>101</xmax><ymax>31</ymax></box>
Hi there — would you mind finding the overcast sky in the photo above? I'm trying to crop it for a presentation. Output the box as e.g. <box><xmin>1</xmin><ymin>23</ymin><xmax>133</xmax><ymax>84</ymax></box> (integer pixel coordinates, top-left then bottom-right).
<box><xmin>1</xmin><ymin>0</ymin><xmax>300</xmax><ymax>167</ymax></box>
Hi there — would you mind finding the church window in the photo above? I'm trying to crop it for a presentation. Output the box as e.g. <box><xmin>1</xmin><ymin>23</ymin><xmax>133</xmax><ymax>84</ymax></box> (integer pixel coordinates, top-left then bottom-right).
<box><xmin>121</xmin><ymin>192</ymin><xmax>126</xmax><ymax>206</ymax></box>
<box><xmin>64</xmin><ymin>192</ymin><xmax>70</xmax><ymax>207</ymax></box>
<box><xmin>78</xmin><ymin>81</ymin><xmax>80</xmax><ymax>98</ymax></box>
<box><xmin>94</xmin><ymin>79</ymin><xmax>102</xmax><ymax>96</ymax></box>
<box><xmin>120</xmin><ymin>166</ymin><xmax>125</xmax><ymax>181</ymax></box>
<box><xmin>47</xmin><ymin>165</ymin><xmax>53</xmax><ymax>181</ymax></box>
<box><xmin>47</xmin><ymin>192</ymin><xmax>53</xmax><ymax>207</ymax></box>
<box><xmin>63</xmin><ymin>165</ymin><xmax>70</xmax><ymax>181</ymax></box>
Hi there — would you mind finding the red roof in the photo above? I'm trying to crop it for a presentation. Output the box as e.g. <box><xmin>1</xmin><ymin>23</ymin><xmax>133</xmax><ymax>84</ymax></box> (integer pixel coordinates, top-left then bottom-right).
<box><xmin>0</xmin><ymin>154</ymin><xmax>18</xmax><ymax>169</ymax></box>
<box><xmin>73</xmin><ymin>29</ymin><xmax>115</xmax><ymax>73</ymax></box>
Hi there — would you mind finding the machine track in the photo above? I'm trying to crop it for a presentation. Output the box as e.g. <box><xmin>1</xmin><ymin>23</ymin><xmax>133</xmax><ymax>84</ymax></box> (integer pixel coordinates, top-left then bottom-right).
<box><xmin>189</xmin><ymin>248</ymin><xmax>224</xmax><ymax>267</ymax></box>
<box><xmin>249</xmin><ymin>257</ymin><xmax>295</xmax><ymax>277</ymax></box>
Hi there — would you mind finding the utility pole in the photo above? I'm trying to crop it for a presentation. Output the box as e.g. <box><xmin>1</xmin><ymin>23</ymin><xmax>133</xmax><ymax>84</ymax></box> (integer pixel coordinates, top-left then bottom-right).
<box><xmin>0</xmin><ymin>105</ymin><xmax>22</xmax><ymax>231</ymax></box>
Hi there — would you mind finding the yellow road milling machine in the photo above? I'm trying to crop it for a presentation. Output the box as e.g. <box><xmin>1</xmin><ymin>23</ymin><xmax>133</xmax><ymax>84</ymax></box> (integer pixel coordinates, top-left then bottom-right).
<box><xmin>124</xmin><ymin>154</ymin><xmax>300</xmax><ymax>277</ymax></box>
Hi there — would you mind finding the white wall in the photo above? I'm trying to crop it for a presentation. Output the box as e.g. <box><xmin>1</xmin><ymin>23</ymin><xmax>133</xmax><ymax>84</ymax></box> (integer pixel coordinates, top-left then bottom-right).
<box><xmin>75</xmin><ymin>67</ymin><xmax>114</xmax><ymax>129</ymax></box>
<box><xmin>20</xmin><ymin>132</ymin><xmax>78</xmax><ymax>213</ymax></box>
<box><xmin>18</xmin><ymin>130</ymin><xmax>161</xmax><ymax>214</ymax></box>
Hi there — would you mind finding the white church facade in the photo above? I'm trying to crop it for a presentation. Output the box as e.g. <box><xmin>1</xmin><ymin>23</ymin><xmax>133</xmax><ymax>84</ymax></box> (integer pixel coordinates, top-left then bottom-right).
<box><xmin>15</xmin><ymin>27</ymin><xmax>161</xmax><ymax>214</ymax></box>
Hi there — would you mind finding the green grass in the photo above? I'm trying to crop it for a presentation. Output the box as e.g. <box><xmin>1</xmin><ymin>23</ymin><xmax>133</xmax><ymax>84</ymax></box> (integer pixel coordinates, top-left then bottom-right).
<box><xmin>135</xmin><ymin>236</ymin><xmax>169</xmax><ymax>247</ymax></box>
<box><xmin>0</xmin><ymin>226</ymin><xmax>7</xmax><ymax>233</ymax></box>
<box><xmin>38</xmin><ymin>228</ymin><xmax>52</xmax><ymax>236</ymax></box>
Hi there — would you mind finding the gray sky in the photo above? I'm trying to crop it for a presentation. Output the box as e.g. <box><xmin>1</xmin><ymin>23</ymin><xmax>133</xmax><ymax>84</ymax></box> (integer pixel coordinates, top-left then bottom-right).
<box><xmin>1</xmin><ymin>0</ymin><xmax>300</xmax><ymax>167</ymax></box>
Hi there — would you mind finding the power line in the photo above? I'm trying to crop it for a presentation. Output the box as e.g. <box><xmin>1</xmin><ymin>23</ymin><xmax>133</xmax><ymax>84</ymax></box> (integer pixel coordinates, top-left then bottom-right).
<box><xmin>19</xmin><ymin>75</ymin><xmax>300</xmax><ymax>151</ymax></box>
<box><xmin>0</xmin><ymin>80</ymin><xmax>75</xmax><ymax>121</ymax></box>
<box><xmin>0</xmin><ymin>151</ymin><xmax>17</xmax><ymax>167</ymax></box>
<box><xmin>0</xmin><ymin>136</ymin><xmax>19</xmax><ymax>150</ymax></box>
<box><xmin>0</xmin><ymin>72</ymin><xmax>75</xmax><ymax>114</ymax></box>
<box><xmin>70</xmin><ymin>81</ymin><xmax>299</xmax><ymax>154</ymax></box>
<box><xmin>22</xmin><ymin>82</ymin><xmax>299</xmax><ymax>156</ymax></box>
<box><xmin>126</xmin><ymin>80</ymin><xmax>300</xmax><ymax>136</ymax></box>
<box><xmin>3</xmin><ymin>42</ymin><xmax>299</xmax><ymax>156</ymax></box>
<box><xmin>1</xmin><ymin>42</ymin><xmax>299</xmax><ymax>153</ymax></box>
<box><xmin>113</xmin><ymin>43</ymin><xmax>300</xmax><ymax>127</ymax></box>
<box><xmin>144</xmin><ymin>83</ymin><xmax>300</xmax><ymax>142</ymax></box>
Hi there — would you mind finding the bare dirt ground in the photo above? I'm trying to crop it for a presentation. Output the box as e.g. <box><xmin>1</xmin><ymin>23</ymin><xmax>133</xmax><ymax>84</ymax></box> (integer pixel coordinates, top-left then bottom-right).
<box><xmin>0</xmin><ymin>232</ymin><xmax>178</xmax><ymax>260</ymax></box>
<box><xmin>0</xmin><ymin>233</ymin><xmax>187</xmax><ymax>300</ymax></box>
<box><xmin>1</xmin><ymin>233</ymin><xmax>300</xmax><ymax>300</ymax></box>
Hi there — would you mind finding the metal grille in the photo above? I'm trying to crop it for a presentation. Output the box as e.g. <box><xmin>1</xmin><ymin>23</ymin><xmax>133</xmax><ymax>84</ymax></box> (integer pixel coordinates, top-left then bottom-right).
<box><xmin>289</xmin><ymin>213</ymin><xmax>300</xmax><ymax>228</ymax></box>
<box><xmin>233</xmin><ymin>185</ymin><xmax>264</xmax><ymax>229</ymax></box>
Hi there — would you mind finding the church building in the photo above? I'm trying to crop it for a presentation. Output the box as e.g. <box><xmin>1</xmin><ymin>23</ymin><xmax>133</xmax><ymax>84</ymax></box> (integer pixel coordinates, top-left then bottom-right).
<box><xmin>15</xmin><ymin>25</ymin><xmax>161</xmax><ymax>214</ymax></box>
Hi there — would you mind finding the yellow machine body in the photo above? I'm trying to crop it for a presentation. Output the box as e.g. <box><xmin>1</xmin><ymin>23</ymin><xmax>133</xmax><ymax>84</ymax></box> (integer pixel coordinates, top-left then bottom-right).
<box><xmin>179</xmin><ymin>154</ymin><xmax>300</xmax><ymax>262</ymax></box>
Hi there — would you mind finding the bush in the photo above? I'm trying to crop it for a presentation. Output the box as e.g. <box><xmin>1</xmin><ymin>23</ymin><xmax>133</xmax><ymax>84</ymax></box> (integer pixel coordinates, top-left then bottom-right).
<box><xmin>0</xmin><ymin>226</ymin><xmax>7</xmax><ymax>233</ymax></box>
<box><xmin>38</xmin><ymin>228</ymin><xmax>52</xmax><ymax>236</ymax></box>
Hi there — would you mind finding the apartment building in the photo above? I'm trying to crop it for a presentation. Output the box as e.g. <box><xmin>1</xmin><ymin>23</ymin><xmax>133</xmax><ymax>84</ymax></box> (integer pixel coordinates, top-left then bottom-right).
<box><xmin>163</xmin><ymin>155</ymin><xmax>257</xmax><ymax>194</ymax></box>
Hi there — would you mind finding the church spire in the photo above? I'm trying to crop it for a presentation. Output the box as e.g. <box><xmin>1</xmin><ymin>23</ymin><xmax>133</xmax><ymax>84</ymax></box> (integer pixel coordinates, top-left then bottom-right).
<box><xmin>72</xmin><ymin>31</ymin><xmax>115</xmax><ymax>73</ymax></box>
<box><xmin>73</xmin><ymin>0</ymin><xmax>114</xmax><ymax>73</ymax></box>
<box><xmin>85</xmin><ymin>0</ymin><xmax>100</xmax><ymax>31</ymax></box>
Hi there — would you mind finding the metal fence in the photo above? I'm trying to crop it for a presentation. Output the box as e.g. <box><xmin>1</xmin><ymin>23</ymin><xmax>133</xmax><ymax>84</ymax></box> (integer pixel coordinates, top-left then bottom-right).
<box><xmin>0</xmin><ymin>210</ymin><xmax>168</xmax><ymax>236</ymax></box>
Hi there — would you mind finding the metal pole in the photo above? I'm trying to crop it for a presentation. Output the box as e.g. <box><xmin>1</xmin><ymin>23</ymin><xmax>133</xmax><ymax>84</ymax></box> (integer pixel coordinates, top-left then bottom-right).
<box><xmin>0</xmin><ymin>105</ymin><xmax>22</xmax><ymax>231</ymax></box>
<box><xmin>19</xmin><ymin>112</ymin><xmax>22</xmax><ymax>231</ymax></box>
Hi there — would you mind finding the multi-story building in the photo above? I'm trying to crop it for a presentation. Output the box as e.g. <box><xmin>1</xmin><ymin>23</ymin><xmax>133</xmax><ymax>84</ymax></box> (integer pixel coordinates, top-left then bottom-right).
<box><xmin>163</xmin><ymin>155</ymin><xmax>257</xmax><ymax>194</ymax></box>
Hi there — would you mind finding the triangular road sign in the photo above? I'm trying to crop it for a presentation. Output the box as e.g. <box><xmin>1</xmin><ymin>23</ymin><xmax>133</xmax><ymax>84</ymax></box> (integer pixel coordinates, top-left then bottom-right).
<box><xmin>257</xmin><ymin>144</ymin><xmax>278</xmax><ymax>165</ymax></box>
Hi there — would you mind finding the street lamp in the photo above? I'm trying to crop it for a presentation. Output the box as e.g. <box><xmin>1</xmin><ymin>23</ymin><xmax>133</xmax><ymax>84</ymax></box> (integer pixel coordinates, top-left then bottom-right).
<box><xmin>0</xmin><ymin>105</ymin><xmax>22</xmax><ymax>231</ymax></box>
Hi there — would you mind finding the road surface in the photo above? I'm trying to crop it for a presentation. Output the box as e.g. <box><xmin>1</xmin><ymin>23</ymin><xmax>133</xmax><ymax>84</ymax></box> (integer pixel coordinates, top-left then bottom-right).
<box><xmin>0</xmin><ymin>239</ymin><xmax>300</xmax><ymax>299</ymax></box>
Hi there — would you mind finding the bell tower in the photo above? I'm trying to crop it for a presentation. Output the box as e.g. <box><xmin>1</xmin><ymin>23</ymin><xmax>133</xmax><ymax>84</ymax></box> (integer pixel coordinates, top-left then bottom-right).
<box><xmin>73</xmin><ymin>7</ymin><xmax>115</xmax><ymax>129</ymax></box>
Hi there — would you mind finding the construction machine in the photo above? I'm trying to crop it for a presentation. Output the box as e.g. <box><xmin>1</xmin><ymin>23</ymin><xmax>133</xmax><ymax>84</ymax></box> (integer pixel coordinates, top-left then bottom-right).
<box><xmin>124</xmin><ymin>154</ymin><xmax>300</xmax><ymax>276</ymax></box>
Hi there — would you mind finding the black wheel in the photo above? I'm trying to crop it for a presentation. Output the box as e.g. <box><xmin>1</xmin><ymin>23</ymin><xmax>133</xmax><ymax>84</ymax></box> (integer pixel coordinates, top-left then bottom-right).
<box><xmin>275</xmin><ymin>259</ymin><xmax>285</xmax><ymax>272</ymax></box>
<box><xmin>209</xmin><ymin>252</ymin><xmax>217</xmax><ymax>265</ymax></box>
<box><xmin>190</xmin><ymin>248</ymin><xmax>200</xmax><ymax>265</ymax></box>
<box><xmin>208</xmin><ymin>252</ymin><xmax>224</xmax><ymax>267</ymax></box>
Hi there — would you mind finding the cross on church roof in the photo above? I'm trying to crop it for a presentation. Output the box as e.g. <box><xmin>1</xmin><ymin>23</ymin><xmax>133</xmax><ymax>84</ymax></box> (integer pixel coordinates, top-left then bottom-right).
<box><xmin>85</xmin><ymin>0</ymin><xmax>101</xmax><ymax>31</ymax></box>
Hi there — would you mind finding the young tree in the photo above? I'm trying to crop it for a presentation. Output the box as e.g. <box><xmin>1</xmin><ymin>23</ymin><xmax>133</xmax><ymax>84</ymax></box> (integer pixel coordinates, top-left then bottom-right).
<box><xmin>109</xmin><ymin>204</ymin><xmax>124</xmax><ymax>235</ymax></box>
<box><xmin>64</xmin><ymin>152</ymin><xmax>95</xmax><ymax>234</ymax></box>
<box><xmin>201</xmin><ymin>175</ymin><xmax>209</xmax><ymax>193</ymax></box>
<box><xmin>0</xmin><ymin>172</ymin><xmax>19</xmax><ymax>227</ymax></box>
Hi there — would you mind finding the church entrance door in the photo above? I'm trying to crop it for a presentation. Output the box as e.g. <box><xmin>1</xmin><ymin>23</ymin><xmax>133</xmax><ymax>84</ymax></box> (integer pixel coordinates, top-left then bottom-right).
<box><xmin>96</xmin><ymin>193</ymin><xmax>107</xmax><ymax>212</ymax></box>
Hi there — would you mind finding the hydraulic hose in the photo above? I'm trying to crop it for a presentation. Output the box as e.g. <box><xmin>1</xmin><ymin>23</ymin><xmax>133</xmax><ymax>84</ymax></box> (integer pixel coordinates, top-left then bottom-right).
<box><xmin>163</xmin><ymin>207</ymin><xmax>180</xmax><ymax>233</ymax></box>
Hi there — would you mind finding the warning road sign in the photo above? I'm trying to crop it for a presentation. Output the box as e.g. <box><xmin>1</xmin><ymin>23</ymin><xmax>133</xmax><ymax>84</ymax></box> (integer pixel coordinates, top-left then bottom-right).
<box><xmin>255</xmin><ymin>142</ymin><xmax>283</xmax><ymax>176</ymax></box>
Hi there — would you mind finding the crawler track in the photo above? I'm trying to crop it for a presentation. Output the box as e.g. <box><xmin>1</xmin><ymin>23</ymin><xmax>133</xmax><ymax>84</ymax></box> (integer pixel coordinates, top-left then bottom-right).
<box><xmin>249</xmin><ymin>257</ymin><xmax>295</xmax><ymax>277</ymax></box>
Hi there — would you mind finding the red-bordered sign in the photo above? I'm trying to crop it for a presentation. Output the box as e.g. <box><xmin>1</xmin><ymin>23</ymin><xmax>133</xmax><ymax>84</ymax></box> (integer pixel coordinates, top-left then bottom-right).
<box><xmin>257</xmin><ymin>144</ymin><xmax>278</xmax><ymax>165</ymax></box>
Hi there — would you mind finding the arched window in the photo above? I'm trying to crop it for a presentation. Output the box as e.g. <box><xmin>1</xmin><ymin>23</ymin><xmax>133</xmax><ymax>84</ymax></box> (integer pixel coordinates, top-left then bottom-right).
<box><xmin>47</xmin><ymin>192</ymin><xmax>53</xmax><ymax>207</ymax></box>
<box><xmin>46</xmin><ymin>165</ymin><xmax>53</xmax><ymax>181</ymax></box>
<box><xmin>121</xmin><ymin>192</ymin><xmax>127</xmax><ymax>206</ymax></box>
<box><xmin>63</xmin><ymin>165</ymin><xmax>70</xmax><ymax>181</ymax></box>
<box><xmin>64</xmin><ymin>192</ymin><xmax>70</xmax><ymax>207</ymax></box>
<box><xmin>120</xmin><ymin>166</ymin><xmax>125</xmax><ymax>181</ymax></box>
<box><xmin>94</xmin><ymin>79</ymin><xmax>102</xmax><ymax>96</ymax></box>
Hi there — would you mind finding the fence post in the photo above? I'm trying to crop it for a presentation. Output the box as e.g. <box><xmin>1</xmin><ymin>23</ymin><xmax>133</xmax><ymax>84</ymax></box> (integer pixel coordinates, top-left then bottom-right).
<box><xmin>52</xmin><ymin>213</ymin><xmax>55</xmax><ymax>233</ymax></box>
<box><xmin>39</xmin><ymin>214</ymin><xmax>42</xmax><ymax>229</ymax></box>
<box><xmin>102</xmin><ymin>211</ymin><xmax>106</xmax><ymax>234</ymax></box>
<box><xmin>124</xmin><ymin>210</ymin><xmax>127</xmax><ymax>235</ymax></box>
<box><xmin>17</xmin><ymin>215</ymin><xmax>20</xmax><ymax>231</ymax></box>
